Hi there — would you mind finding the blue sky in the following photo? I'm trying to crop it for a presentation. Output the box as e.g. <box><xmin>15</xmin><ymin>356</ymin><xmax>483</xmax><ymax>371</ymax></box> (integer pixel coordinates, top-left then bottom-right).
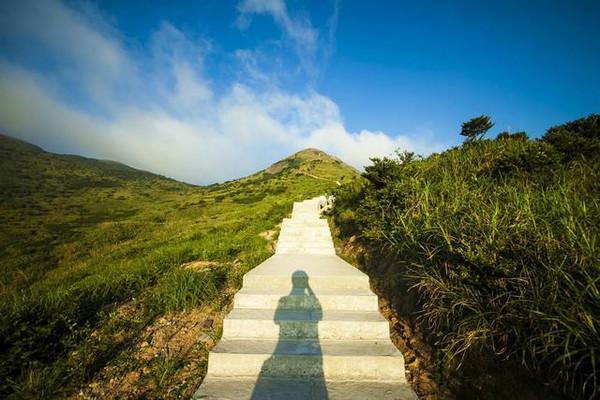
<box><xmin>1</xmin><ymin>0</ymin><xmax>598</xmax><ymax>184</ymax></box>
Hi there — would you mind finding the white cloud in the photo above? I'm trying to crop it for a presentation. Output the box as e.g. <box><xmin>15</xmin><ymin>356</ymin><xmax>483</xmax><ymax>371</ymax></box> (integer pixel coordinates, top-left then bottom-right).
<box><xmin>300</xmin><ymin>125</ymin><xmax>419</xmax><ymax>170</ymax></box>
<box><xmin>0</xmin><ymin>0</ymin><xmax>442</xmax><ymax>184</ymax></box>
<box><xmin>0</xmin><ymin>0</ymin><xmax>131</xmax><ymax>110</ymax></box>
<box><xmin>237</xmin><ymin>0</ymin><xmax>318</xmax><ymax>52</ymax></box>
<box><xmin>237</xmin><ymin>0</ymin><xmax>321</xmax><ymax>78</ymax></box>
<box><xmin>171</xmin><ymin>62</ymin><xmax>213</xmax><ymax>108</ymax></box>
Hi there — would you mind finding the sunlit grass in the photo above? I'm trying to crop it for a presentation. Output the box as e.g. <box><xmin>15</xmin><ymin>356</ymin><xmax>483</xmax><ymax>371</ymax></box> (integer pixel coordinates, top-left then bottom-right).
<box><xmin>332</xmin><ymin>117</ymin><xmax>600</xmax><ymax>399</ymax></box>
<box><xmin>0</xmin><ymin>138</ymin><xmax>357</xmax><ymax>398</ymax></box>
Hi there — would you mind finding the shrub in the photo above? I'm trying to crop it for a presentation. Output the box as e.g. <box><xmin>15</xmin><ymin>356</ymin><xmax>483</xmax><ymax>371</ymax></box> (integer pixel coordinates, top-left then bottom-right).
<box><xmin>542</xmin><ymin>114</ymin><xmax>600</xmax><ymax>162</ymax></box>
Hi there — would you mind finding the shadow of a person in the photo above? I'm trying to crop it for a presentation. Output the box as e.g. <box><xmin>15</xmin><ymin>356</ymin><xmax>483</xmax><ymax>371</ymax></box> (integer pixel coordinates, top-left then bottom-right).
<box><xmin>250</xmin><ymin>270</ymin><xmax>329</xmax><ymax>400</ymax></box>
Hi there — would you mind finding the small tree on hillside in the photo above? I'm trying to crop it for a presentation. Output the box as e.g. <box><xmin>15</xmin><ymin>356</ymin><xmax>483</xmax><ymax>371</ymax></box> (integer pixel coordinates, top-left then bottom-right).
<box><xmin>460</xmin><ymin>115</ymin><xmax>494</xmax><ymax>142</ymax></box>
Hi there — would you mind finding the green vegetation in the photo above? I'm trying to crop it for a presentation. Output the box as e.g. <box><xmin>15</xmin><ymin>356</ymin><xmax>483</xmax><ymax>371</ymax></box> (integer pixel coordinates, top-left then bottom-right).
<box><xmin>0</xmin><ymin>136</ymin><xmax>356</xmax><ymax>399</ymax></box>
<box><xmin>460</xmin><ymin>114</ymin><xmax>495</xmax><ymax>142</ymax></box>
<box><xmin>332</xmin><ymin>115</ymin><xmax>599</xmax><ymax>399</ymax></box>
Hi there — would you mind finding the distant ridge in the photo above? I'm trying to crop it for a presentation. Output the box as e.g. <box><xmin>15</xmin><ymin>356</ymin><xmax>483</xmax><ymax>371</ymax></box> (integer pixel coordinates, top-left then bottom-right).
<box><xmin>0</xmin><ymin>133</ymin><xmax>45</xmax><ymax>153</ymax></box>
<box><xmin>0</xmin><ymin>134</ymin><xmax>359</xmax><ymax>187</ymax></box>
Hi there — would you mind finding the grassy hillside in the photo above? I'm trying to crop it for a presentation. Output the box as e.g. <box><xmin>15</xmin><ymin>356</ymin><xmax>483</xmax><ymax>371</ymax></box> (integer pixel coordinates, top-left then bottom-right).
<box><xmin>0</xmin><ymin>135</ymin><xmax>358</xmax><ymax>399</ymax></box>
<box><xmin>331</xmin><ymin>115</ymin><xmax>600</xmax><ymax>399</ymax></box>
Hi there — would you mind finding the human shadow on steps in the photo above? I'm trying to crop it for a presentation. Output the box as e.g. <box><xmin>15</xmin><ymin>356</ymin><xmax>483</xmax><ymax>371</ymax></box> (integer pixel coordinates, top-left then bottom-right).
<box><xmin>250</xmin><ymin>270</ymin><xmax>329</xmax><ymax>400</ymax></box>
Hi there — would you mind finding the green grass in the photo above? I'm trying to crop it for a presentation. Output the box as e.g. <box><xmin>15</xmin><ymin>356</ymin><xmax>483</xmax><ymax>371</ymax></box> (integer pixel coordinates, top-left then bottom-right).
<box><xmin>0</xmin><ymin>135</ymin><xmax>357</xmax><ymax>398</ymax></box>
<box><xmin>332</xmin><ymin>115</ymin><xmax>600</xmax><ymax>399</ymax></box>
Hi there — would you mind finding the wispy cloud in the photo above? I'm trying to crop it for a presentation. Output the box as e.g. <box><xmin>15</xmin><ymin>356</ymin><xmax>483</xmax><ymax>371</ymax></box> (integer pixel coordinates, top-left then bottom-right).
<box><xmin>0</xmin><ymin>0</ymin><xmax>443</xmax><ymax>184</ymax></box>
<box><xmin>236</xmin><ymin>0</ymin><xmax>337</xmax><ymax>80</ymax></box>
<box><xmin>237</xmin><ymin>0</ymin><xmax>318</xmax><ymax>55</ymax></box>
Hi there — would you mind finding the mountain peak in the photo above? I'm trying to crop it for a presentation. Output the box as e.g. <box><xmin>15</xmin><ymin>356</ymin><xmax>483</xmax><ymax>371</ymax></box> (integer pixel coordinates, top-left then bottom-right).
<box><xmin>261</xmin><ymin>148</ymin><xmax>356</xmax><ymax>178</ymax></box>
<box><xmin>292</xmin><ymin>148</ymin><xmax>329</xmax><ymax>158</ymax></box>
<box><xmin>288</xmin><ymin>148</ymin><xmax>345</xmax><ymax>164</ymax></box>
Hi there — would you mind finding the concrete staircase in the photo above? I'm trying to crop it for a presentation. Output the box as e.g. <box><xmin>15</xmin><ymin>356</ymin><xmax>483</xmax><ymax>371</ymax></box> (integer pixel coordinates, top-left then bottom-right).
<box><xmin>193</xmin><ymin>197</ymin><xmax>416</xmax><ymax>399</ymax></box>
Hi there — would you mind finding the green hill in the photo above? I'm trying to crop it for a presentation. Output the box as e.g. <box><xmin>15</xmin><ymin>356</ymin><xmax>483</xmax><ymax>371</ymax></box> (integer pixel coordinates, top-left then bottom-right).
<box><xmin>332</xmin><ymin>115</ymin><xmax>599</xmax><ymax>400</ymax></box>
<box><xmin>0</xmin><ymin>135</ymin><xmax>358</xmax><ymax>399</ymax></box>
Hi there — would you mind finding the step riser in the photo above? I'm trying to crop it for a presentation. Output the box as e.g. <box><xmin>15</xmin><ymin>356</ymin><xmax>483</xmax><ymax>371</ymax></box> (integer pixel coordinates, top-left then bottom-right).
<box><xmin>281</xmin><ymin>225</ymin><xmax>329</xmax><ymax>230</ymax></box>
<box><xmin>276</xmin><ymin>249</ymin><xmax>335</xmax><ymax>255</ymax></box>
<box><xmin>206</xmin><ymin>354</ymin><xmax>405</xmax><ymax>381</ymax></box>
<box><xmin>277</xmin><ymin>240</ymin><xmax>333</xmax><ymax>245</ymax></box>
<box><xmin>196</xmin><ymin>377</ymin><xmax>416</xmax><ymax>400</ymax></box>
<box><xmin>282</xmin><ymin>221</ymin><xmax>328</xmax><ymax>227</ymax></box>
<box><xmin>223</xmin><ymin>320</ymin><xmax>390</xmax><ymax>340</ymax></box>
<box><xmin>289</xmin><ymin>220</ymin><xmax>324</xmax><ymax>223</ymax></box>
<box><xmin>277</xmin><ymin>236</ymin><xmax>333</xmax><ymax>242</ymax></box>
<box><xmin>280</xmin><ymin>228</ymin><xmax>329</xmax><ymax>233</ymax></box>
<box><xmin>278</xmin><ymin>232</ymin><xmax>332</xmax><ymax>238</ymax></box>
<box><xmin>277</xmin><ymin>241</ymin><xmax>333</xmax><ymax>247</ymax></box>
<box><xmin>280</xmin><ymin>224</ymin><xmax>329</xmax><ymax>229</ymax></box>
<box><xmin>276</xmin><ymin>247</ymin><xmax>335</xmax><ymax>252</ymax></box>
<box><xmin>233</xmin><ymin>294</ymin><xmax>379</xmax><ymax>311</ymax></box>
<box><xmin>276</xmin><ymin>245</ymin><xmax>333</xmax><ymax>250</ymax></box>
<box><xmin>243</xmin><ymin>275</ymin><xmax>371</xmax><ymax>291</ymax></box>
<box><xmin>278</xmin><ymin>237</ymin><xmax>331</xmax><ymax>242</ymax></box>
<box><xmin>278</xmin><ymin>239</ymin><xmax>331</xmax><ymax>243</ymax></box>
<box><xmin>277</xmin><ymin>238</ymin><xmax>332</xmax><ymax>243</ymax></box>
<box><xmin>277</xmin><ymin>243</ymin><xmax>334</xmax><ymax>247</ymax></box>
<box><xmin>283</xmin><ymin>220</ymin><xmax>328</xmax><ymax>224</ymax></box>
<box><xmin>276</xmin><ymin>242</ymin><xmax>333</xmax><ymax>248</ymax></box>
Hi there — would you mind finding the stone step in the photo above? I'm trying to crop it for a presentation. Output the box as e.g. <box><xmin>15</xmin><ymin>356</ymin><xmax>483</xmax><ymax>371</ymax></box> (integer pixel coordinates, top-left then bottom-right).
<box><xmin>280</xmin><ymin>227</ymin><xmax>329</xmax><ymax>233</ymax></box>
<box><xmin>222</xmin><ymin>308</ymin><xmax>390</xmax><ymax>340</ymax></box>
<box><xmin>233</xmin><ymin>287</ymin><xmax>379</xmax><ymax>310</ymax></box>
<box><xmin>282</xmin><ymin>218</ymin><xmax>329</xmax><ymax>226</ymax></box>
<box><xmin>276</xmin><ymin>247</ymin><xmax>335</xmax><ymax>255</ymax></box>
<box><xmin>283</xmin><ymin>217</ymin><xmax>327</xmax><ymax>222</ymax></box>
<box><xmin>276</xmin><ymin>242</ymin><xmax>334</xmax><ymax>247</ymax></box>
<box><xmin>278</xmin><ymin>230</ymin><xmax>331</xmax><ymax>236</ymax></box>
<box><xmin>276</xmin><ymin>240</ymin><xmax>333</xmax><ymax>247</ymax></box>
<box><xmin>205</xmin><ymin>339</ymin><xmax>405</xmax><ymax>380</ymax></box>
<box><xmin>276</xmin><ymin>242</ymin><xmax>333</xmax><ymax>249</ymax></box>
<box><xmin>243</xmin><ymin>272</ymin><xmax>369</xmax><ymax>290</ymax></box>
<box><xmin>276</xmin><ymin>247</ymin><xmax>334</xmax><ymax>252</ymax></box>
<box><xmin>281</xmin><ymin>224</ymin><xmax>330</xmax><ymax>230</ymax></box>
<box><xmin>282</xmin><ymin>219</ymin><xmax>327</xmax><ymax>224</ymax></box>
<box><xmin>277</xmin><ymin>236</ymin><xmax>332</xmax><ymax>242</ymax></box>
<box><xmin>242</xmin><ymin>255</ymin><xmax>371</xmax><ymax>291</ymax></box>
<box><xmin>293</xmin><ymin>204</ymin><xmax>320</xmax><ymax>213</ymax></box>
<box><xmin>277</xmin><ymin>236</ymin><xmax>332</xmax><ymax>243</ymax></box>
<box><xmin>278</xmin><ymin>232</ymin><xmax>331</xmax><ymax>237</ymax></box>
<box><xmin>281</xmin><ymin>219</ymin><xmax>329</xmax><ymax>229</ymax></box>
<box><xmin>194</xmin><ymin>377</ymin><xmax>417</xmax><ymax>400</ymax></box>
<box><xmin>287</xmin><ymin>208</ymin><xmax>323</xmax><ymax>214</ymax></box>
<box><xmin>277</xmin><ymin>237</ymin><xmax>333</xmax><ymax>242</ymax></box>
<box><xmin>276</xmin><ymin>244</ymin><xmax>333</xmax><ymax>249</ymax></box>
<box><xmin>278</xmin><ymin>230</ymin><xmax>332</xmax><ymax>242</ymax></box>
<box><xmin>276</xmin><ymin>246</ymin><xmax>335</xmax><ymax>251</ymax></box>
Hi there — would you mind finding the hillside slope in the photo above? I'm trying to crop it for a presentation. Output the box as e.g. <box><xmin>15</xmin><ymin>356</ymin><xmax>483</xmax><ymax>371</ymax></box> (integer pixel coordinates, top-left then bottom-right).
<box><xmin>0</xmin><ymin>135</ymin><xmax>358</xmax><ymax>399</ymax></box>
<box><xmin>331</xmin><ymin>115</ymin><xmax>599</xmax><ymax>400</ymax></box>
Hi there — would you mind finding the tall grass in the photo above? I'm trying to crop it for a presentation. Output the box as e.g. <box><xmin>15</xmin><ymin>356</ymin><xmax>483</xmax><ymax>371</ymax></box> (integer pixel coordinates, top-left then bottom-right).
<box><xmin>333</xmin><ymin>116</ymin><xmax>600</xmax><ymax>399</ymax></box>
<box><xmin>146</xmin><ymin>269</ymin><xmax>224</xmax><ymax>315</ymax></box>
